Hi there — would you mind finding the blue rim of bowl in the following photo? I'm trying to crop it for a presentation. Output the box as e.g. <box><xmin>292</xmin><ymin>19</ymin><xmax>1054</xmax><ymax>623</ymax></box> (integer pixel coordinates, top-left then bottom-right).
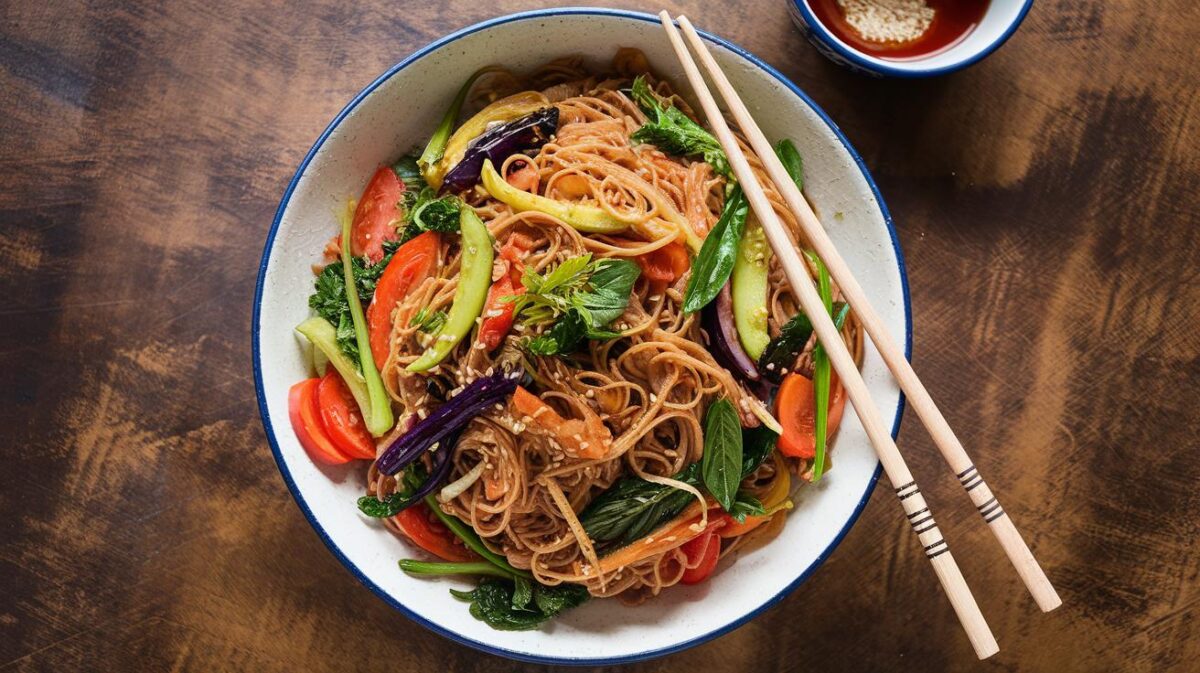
<box><xmin>790</xmin><ymin>0</ymin><xmax>1035</xmax><ymax>78</ymax></box>
<box><xmin>252</xmin><ymin>7</ymin><xmax>911</xmax><ymax>666</ymax></box>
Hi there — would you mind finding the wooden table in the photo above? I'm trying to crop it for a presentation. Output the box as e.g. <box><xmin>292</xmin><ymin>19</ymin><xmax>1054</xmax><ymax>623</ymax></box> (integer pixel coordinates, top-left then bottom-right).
<box><xmin>2</xmin><ymin>1</ymin><xmax>1196</xmax><ymax>670</ymax></box>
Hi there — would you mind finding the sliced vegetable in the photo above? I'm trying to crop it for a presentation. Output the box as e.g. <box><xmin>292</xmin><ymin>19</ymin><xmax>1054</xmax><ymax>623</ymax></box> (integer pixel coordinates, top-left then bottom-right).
<box><xmin>701</xmin><ymin>283</ymin><xmax>759</xmax><ymax>382</ymax></box>
<box><xmin>397</xmin><ymin>560</ymin><xmax>513</xmax><ymax>579</ymax></box>
<box><xmin>288</xmin><ymin>378</ymin><xmax>352</xmax><ymax>465</ymax></box>
<box><xmin>680</xmin><ymin>525</ymin><xmax>724</xmax><ymax>585</ymax></box>
<box><xmin>730</xmin><ymin>219</ymin><xmax>771</xmax><ymax>361</ymax></box>
<box><xmin>595</xmin><ymin>500</ymin><xmax>710</xmax><ymax>574</ymax></box>
<box><xmin>407</xmin><ymin>207</ymin><xmax>494</xmax><ymax>372</ymax></box>
<box><xmin>701</xmin><ymin>398</ymin><xmax>743</xmax><ymax>512</ymax></box>
<box><xmin>340</xmin><ymin>208</ymin><xmax>395</xmax><ymax>436</ymax></box>
<box><xmin>377</xmin><ymin>371</ymin><xmax>521</xmax><ymax>475</ymax></box>
<box><xmin>635</xmin><ymin>241</ymin><xmax>691</xmax><ymax>286</ymax></box>
<box><xmin>806</xmin><ymin>249</ymin><xmax>834</xmax><ymax>481</ymax></box>
<box><xmin>418</xmin><ymin>66</ymin><xmax>502</xmax><ymax>184</ymax></box>
<box><xmin>438</xmin><ymin>460</ymin><xmax>486</xmax><ymax>503</ymax></box>
<box><xmin>481</xmin><ymin>159</ymin><xmax>632</xmax><ymax>234</ymax></box>
<box><xmin>441</xmin><ymin>107</ymin><xmax>559</xmax><ymax>193</ymax></box>
<box><xmin>316</xmin><ymin>369</ymin><xmax>376</xmax><ymax>460</ymax></box>
<box><xmin>365</xmin><ymin>231</ymin><xmax>440</xmax><ymax>367</ymax></box>
<box><xmin>683</xmin><ymin>186</ymin><xmax>748</xmax><ymax>312</ymax></box>
<box><xmin>774</xmin><ymin>138</ymin><xmax>804</xmax><ymax>191</ymax></box>
<box><xmin>629</xmin><ymin>75</ymin><xmax>730</xmax><ymax>178</ymax></box>
<box><xmin>296</xmin><ymin>317</ymin><xmax>389</xmax><ymax>438</ymax></box>
<box><xmin>776</xmin><ymin>370</ymin><xmax>847</xmax><ymax>459</ymax></box>
<box><xmin>393</xmin><ymin>503</ymin><xmax>476</xmax><ymax>562</ymax></box>
<box><xmin>478</xmin><ymin>235</ymin><xmax>532</xmax><ymax>351</ymax></box>
<box><xmin>427</xmin><ymin>90</ymin><xmax>547</xmax><ymax>189</ymax></box>
<box><xmin>349</xmin><ymin>166</ymin><xmax>405</xmax><ymax>264</ymax></box>
<box><xmin>510</xmin><ymin>385</ymin><xmax>611</xmax><ymax>459</ymax></box>
<box><xmin>309</xmin><ymin>238</ymin><xmax>401</xmax><ymax>366</ymax></box>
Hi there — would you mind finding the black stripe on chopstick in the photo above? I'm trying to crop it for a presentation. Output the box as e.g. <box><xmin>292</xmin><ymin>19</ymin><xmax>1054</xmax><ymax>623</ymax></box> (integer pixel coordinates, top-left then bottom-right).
<box><xmin>956</xmin><ymin>465</ymin><xmax>977</xmax><ymax>481</ymax></box>
<box><xmin>977</xmin><ymin>497</ymin><xmax>999</xmax><ymax>516</ymax></box>
<box><xmin>896</xmin><ymin>482</ymin><xmax>920</xmax><ymax>500</ymax></box>
<box><xmin>906</xmin><ymin>507</ymin><xmax>929</xmax><ymax>520</ymax></box>
<box><xmin>964</xmin><ymin>475</ymin><xmax>985</xmax><ymax>491</ymax></box>
<box><xmin>924</xmin><ymin>538</ymin><xmax>949</xmax><ymax>558</ymax></box>
<box><xmin>984</xmin><ymin>508</ymin><xmax>1007</xmax><ymax>524</ymax></box>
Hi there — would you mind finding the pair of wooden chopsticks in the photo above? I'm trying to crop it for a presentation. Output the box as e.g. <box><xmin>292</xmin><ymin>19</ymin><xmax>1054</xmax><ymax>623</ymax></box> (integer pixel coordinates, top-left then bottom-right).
<box><xmin>657</xmin><ymin>11</ymin><xmax>1060</xmax><ymax>659</ymax></box>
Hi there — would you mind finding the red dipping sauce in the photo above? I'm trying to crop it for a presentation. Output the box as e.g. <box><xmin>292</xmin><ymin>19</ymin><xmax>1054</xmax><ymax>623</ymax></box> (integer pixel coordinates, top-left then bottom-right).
<box><xmin>807</xmin><ymin>0</ymin><xmax>991</xmax><ymax>60</ymax></box>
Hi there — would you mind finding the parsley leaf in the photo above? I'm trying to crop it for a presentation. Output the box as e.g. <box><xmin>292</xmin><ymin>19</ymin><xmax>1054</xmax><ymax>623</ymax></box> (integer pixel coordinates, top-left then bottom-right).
<box><xmin>629</xmin><ymin>76</ymin><xmax>730</xmax><ymax>178</ymax></box>
<box><xmin>401</xmin><ymin>187</ymin><xmax>462</xmax><ymax>241</ymax></box>
<box><xmin>308</xmin><ymin>240</ymin><xmax>401</xmax><ymax>367</ymax></box>
<box><xmin>512</xmin><ymin>255</ymin><xmax>640</xmax><ymax>356</ymax></box>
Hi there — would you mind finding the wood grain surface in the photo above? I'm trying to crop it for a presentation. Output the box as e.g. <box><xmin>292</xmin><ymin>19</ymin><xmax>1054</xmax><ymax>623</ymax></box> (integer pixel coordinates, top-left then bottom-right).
<box><xmin>1</xmin><ymin>1</ymin><xmax>1197</xmax><ymax>671</ymax></box>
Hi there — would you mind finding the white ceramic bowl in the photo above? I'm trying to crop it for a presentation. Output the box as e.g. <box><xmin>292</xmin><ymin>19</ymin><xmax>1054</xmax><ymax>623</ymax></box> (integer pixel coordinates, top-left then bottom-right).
<box><xmin>253</xmin><ymin>8</ymin><xmax>910</xmax><ymax>665</ymax></box>
<box><xmin>788</xmin><ymin>0</ymin><xmax>1034</xmax><ymax>77</ymax></box>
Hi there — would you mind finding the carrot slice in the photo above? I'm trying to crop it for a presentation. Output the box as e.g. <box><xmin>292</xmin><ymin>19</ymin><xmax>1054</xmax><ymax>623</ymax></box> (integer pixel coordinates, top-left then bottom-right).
<box><xmin>511</xmin><ymin>386</ymin><xmax>611</xmax><ymax>459</ymax></box>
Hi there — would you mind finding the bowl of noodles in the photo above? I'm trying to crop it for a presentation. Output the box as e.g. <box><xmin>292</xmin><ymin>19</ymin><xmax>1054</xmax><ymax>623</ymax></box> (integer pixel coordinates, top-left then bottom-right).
<box><xmin>253</xmin><ymin>7</ymin><xmax>909</xmax><ymax>665</ymax></box>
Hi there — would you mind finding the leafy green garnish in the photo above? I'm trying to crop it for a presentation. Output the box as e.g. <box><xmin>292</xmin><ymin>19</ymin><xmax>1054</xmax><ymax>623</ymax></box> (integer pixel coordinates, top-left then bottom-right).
<box><xmin>806</xmin><ymin>249</ymin><xmax>834</xmax><ymax>483</ymax></box>
<box><xmin>392</xmin><ymin>154</ymin><xmax>425</xmax><ymax>193</ymax></box>
<box><xmin>580</xmin><ymin>463</ymin><xmax>702</xmax><ymax>547</ymax></box>
<box><xmin>309</xmin><ymin>240</ymin><xmax>401</xmax><ymax>368</ymax></box>
<box><xmin>401</xmin><ymin>187</ymin><xmax>462</xmax><ymax>241</ymax></box>
<box><xmin>728</xmin><ymin>493</ymin><xmax>766</xmax><ymax>524</ymax></box>
<box><xmin>512</xmin><ymin>256</ymin><xmax>640</xmax><ymax>356</ymax></box>
<box><xmin>701</xmin><ymin>398</ymin><xmax>743</xmax><ymax>512</ymax></box>
<box><xmin>450</xmin><ymin>578</ymin><xmax>590</xmax><ymax>631</ymax></box>
<box><xmin>741</xmin><ymin>425</ymin><xmax>779</xmax><ymax>477</ymax></box>
<box><xmin>409</xmin><ymin>307</ymin><xmax>448</xmax><ymax>334</ymax></box>
<box><xmin>774</xmin><ymin>139</ymin><xmax>803</xmax><ymax>191</ymax></box>
<box><xmin>629</xmin><ymin>76</ymin><xmax>730</xmax><ymax>178</ymax></box>
<box><xmin>757</xmin><ymin>302</ymin><xmax>848</xmax><ymax>384</ymax></box>
<box><xmin>356</xmin><ymin>459</ymin><xmax>427</xmax><ymax>518</ymax></box>
<box><xmin>682</xmin><ymin>186</ymin><xmax>749</xmax><ymax>313</ymax></box>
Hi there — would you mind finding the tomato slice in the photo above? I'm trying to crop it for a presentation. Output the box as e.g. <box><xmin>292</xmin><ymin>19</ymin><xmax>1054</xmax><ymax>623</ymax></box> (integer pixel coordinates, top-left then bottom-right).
<box><xmin>393</xmin><ymin>503</ymin><xmax>476</xmax><ymax>562</ymax></box>
<box><xmin>365</xmin><ymin>231</ymin><xmax>441</xmax><ymax>367</ymax></box>
<box><xmin>288</xmin><ymin>379</ymin><xmax>352</xmax><ymax>465</ymax></box>
<box><xmin>680</xmin><ymin>527</ymin><xmax>722</xmax><ymax>584</ymax></box>
<box><xmin>635</xmin><ymin>242</ymin><xmax>690</xmax><ymax>285</ymax></box>
<box><xmin>350</xmin><ymin>166</ymin><xmax>405</xmax><ymax>264</ymax></box>
<box><xmin>316</xmin><ymin>369</ymin><xmax>376</xmax><ymax>460</ymax></box>
<box><xmin>775</xmin><ymin>371</ymin><xmax>847</xmax><ymax>459</ymax></box>
<box><xmin>478</xmin><ymin>234</ymin><xmax>533</xmax><ymax>351</ymax></box>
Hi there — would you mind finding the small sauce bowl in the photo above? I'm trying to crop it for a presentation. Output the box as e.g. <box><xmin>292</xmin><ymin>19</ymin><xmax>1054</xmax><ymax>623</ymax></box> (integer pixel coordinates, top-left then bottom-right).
<box><xmin>788</xmin><ymin>0</ymin><xmax>1034</xmax><ymax>77</ymax></box>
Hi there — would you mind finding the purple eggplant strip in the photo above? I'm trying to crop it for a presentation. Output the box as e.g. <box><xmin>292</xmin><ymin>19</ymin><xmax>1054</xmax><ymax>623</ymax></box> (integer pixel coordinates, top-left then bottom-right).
<box><xmin>440</xmin><ymin>107</ymin><xmax>559</xmax><ymax>193</ymax></box>
<box><xmin>376</xmin><ymin>371</ymin><xmax>521</xmax><ymax>475</ymax></box>
<box><xmin>702</xmin><ymin>283</ymin><xmax>760</xmax><ymax>383</ymax></box>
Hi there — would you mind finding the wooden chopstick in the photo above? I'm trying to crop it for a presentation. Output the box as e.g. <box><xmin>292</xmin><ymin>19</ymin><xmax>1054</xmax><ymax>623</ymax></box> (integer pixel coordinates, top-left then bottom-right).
<box><xmin>658</xmin><ymin>12</ymin><xmax>999</xmax><ymax>659</ymax></box>
<box><xmin>671</xmin><ymin>14</ymin><xmax>1061</xmax><ymax>615</ymax></box>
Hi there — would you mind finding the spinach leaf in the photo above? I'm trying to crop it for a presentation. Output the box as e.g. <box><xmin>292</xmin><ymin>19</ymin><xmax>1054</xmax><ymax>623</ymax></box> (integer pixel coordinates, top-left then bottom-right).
<box><xmin>580</xmin><ymin>463</ymin><xmax>702</xmax><ymax>546</ymax></box>
<box><xmin>774</xmin><ymin>139</ymin><xmax>803</xmax><ymax>190</ymax></box>
<box><xmin>757</xmin><ymin>302</ymin><xmax>848</xmax><ymax>384</ymax></box>
<box><xmin>682</xmin><ymin>186</ymin><xmax>748</xmax><ymax>313</ymax></box>
<box><xmin>511</xmin><ymin>576</ymin><xmax>533</xmax><ymax>611</ymax></box>
<box><xmin>741</xmin><ymin>425</ymin><xmax>779</xmax><ymax>477</ymax></box>
<box><xmin>392</xmin><ymin>154</ymin><xmax>425</xmax><ymax>193</ymax></box>
<box><xmin>728</xmin><ymin>492</ymin><xmax>766</xmax><ymax>524</ymax></box>
<box><xmin>629</xmin><ymin>76</ymin><xmax>730</xmax><ymax>178</ymax></box>
<box><xmin>451</xmin><ymin>578</ymin><xmax>589</xmax><ymax>631</ymax></box>
<box><xmin>701</xmin><ymin>398</ymin><xmax>743</xmax><ymax>512</ymax></box>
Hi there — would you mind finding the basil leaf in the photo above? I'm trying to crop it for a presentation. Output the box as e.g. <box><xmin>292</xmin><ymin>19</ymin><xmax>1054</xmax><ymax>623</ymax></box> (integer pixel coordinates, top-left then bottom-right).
<box><xmin>682</xmin><ymin>186</ymin><xmax>749</xmax><ymax>313</ymax></box>
<box><xmin>728</xmin><ymin>492</ymin><xmax>766</xmax><ymax>524</ymax></box>
<box><xmin>701</xmin><ymin>398</ymin><xmax>743</xmax><ymax>512</ymax></box>
<box><xmin>774</xmin><ymin>139</ymin><xmax>803</xmax><ymax>190</ymax></box>
<box><xmin>577</xmin><ymin>258</ymin><xmax>640</xmax><ymax>326</ymax></box>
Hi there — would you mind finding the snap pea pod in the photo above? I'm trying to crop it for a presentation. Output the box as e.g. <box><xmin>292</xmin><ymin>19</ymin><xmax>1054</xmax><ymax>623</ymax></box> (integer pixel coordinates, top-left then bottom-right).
<box><xmin>407</xmin><ymin>206</ymin><xmax>494</xmax><ymax>372</ymax></box>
